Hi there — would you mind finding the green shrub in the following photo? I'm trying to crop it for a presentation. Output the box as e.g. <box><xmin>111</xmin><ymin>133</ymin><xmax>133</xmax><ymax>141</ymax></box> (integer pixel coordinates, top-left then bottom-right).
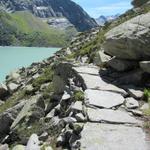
<box><xmin>144</xmin><ymin>89</ymin><xmax>150</xmax><ymax>102</ymax></box>
<box><xmin>32</xmin><ymin>67</ymin><xmax>54</xmax><ymax>90</ymax></box>
<box><xmin>73</xmin><ymin>91</ymin><xmax>84</xmax><ymax>101</ymax></box>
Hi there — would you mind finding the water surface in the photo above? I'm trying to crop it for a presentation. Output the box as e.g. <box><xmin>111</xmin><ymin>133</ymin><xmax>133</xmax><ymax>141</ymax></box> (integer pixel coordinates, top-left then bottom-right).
<box><xmin>0</xmin><ymin>47</ymin><xmax>60</xmax><ymax>83</ymax></box>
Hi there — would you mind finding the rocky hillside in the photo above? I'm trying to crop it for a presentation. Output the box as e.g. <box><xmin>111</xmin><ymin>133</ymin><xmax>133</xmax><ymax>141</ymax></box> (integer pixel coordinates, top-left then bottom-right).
<box><xmin>0</xmin><ymin>10</ymin><xmax>75</xmax><ymax>47</ymax></box>
<box><xmin>0</xmin><ymin>0</ymin><xmax>150</xmax><ymax>150</ymax></box>
<box><xmin>0</xmin><ymin>0</ymin><xmax>97</xmax><ymax>32</ymax></box>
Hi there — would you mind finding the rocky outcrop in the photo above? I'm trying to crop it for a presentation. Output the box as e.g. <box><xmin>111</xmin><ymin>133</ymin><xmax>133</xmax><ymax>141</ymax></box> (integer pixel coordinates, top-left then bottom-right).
<box><xmin>104</xmin><ymin>12</ymin><xmax>150</xmax><ymax>60</ymax></box>
<box><xmin>132</xmin><ymin>0</ymin><xmax>150</xmax><ymax>7</ymax></box>
<box><xmin>0</xmin><ymin>0</ymin><xmax>97</xmax><ymax>31</ymax></box>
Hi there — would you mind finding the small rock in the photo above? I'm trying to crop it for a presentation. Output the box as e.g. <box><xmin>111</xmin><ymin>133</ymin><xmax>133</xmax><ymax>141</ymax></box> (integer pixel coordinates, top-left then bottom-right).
<box><xmin>72</xmin><ymin>101</ymin><xmax>83</xmax><ymax>112</ymax></box>
<box><xmin>0</xmin><ymin>144</ymin><xmax>9</xmax><ymax>150</ymax></box>
<box><xmin>75</xmin><ymin>113</ymin><xmax>85</xmax><ymax>122</ymax></box>
<box><xmin>24</xmin><ymin>85</ymin><xmax>34</xmax><ymax>95</ymax></box>
<box><xmin>39</xmin><ymin>132</ymin><xmax>48</xmax><ymax>141</ymax></box>
<box><xmin>7</xmin><ymin>83</ymin><xmax>20</xmax><ymax>92</ymax></box>
<box><xmin>26</xmin><ymin>134</ymin><xmax>40</xmax><ymax>150</ymax></box>
<box><xmin>45</xmin><ymin>146</ymin><xmax>53</xmax><ymax>150</ymax></box>
<box><xmin>0</xmin><ymin>83</ymin><xmax>9</xmax><ymax>100</ymax></box>
<box><xmin>140</xmin><ymin>103</ymin><xmax>149</xmax><ymax>110</ymax></box>
<box><xmin>63</xmin><ymin>117</ymin><xmax>77</xmax><ymax>124</ymax></box>
<box><xmin>9</xmin><ymin>71</ymin><xmax>20</xmax><ymax>81</ymax></box>
<box><xmin>94</xmin><ymin>50</ymin><xmax>111</xmax><ymax>67</ymax></box>
<box><xmin>56</xmin><ymin>135</ymin><xmax>65</xmax><ymax>146</ymax></box>
<box><xmin>12</xmin><ymin>145</ymin><xmax>25</xmax><ymax>150</ymax></box>
<box><xmin>126</xmin><ymin>87</ymin><xmax>143</xmax><ymax>100</ymax></box>
<box><xmin>62</xmin><ymin>92</ymin><xmax>71</xmax><ymax>101</ymax></box>
<box><xmin>46</xmin><ymin>109</ymin><xmax>55</xmax><ymax>119</ymax></box>
<box><xmin>0</xmin><ymin>100</ymin><xmax>4</xmax><ymax>106</ymax></box>
<box><xmin>129</xmin><ymin>110</ymin><xmax>143</xmax><ymax>116</ymax></box>
<box><xmin>125</xmin><ymin>97</ymin><xmax>139</xmax><ymax>109</ymax></box>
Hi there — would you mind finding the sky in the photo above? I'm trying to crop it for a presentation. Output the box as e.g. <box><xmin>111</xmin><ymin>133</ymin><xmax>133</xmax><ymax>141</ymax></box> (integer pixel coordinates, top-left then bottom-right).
<box><xmin>72</xmin><ymin>0</ymin><xmax>132</xmax><ymax>18</ymax></box>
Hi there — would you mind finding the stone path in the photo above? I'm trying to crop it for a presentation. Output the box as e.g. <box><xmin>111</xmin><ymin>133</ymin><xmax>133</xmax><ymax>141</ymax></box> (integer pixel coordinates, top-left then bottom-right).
<box><xmin>73</xmin><ymin>65</ymin><xmax>150</xmax><ymax>150</ymax></box>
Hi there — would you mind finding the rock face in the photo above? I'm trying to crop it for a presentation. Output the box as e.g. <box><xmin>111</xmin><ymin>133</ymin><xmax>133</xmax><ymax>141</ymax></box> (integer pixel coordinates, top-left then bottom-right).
<box><xmin>0</xmin><ymin>0</ymin><xmax>97</xmax><ymax>31</ymax></box>
<box><xmin>104</xmin><ymin>12</ymin><xmax>150</xmax><ymax>60</ymax></box>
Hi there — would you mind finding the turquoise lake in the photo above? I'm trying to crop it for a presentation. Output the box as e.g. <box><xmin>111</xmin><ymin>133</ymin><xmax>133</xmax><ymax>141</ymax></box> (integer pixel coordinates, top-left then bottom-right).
<box><xmin>0</xmin><ymin>47</ymin><xmax>60</xmax><ymax>83</ymax></box>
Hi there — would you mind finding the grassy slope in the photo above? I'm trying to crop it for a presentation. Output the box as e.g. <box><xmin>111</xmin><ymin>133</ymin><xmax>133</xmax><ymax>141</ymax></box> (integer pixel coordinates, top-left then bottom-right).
<box><xmin>0</xmin><ymin>11</ymin><xmax>77</xmax><ymax>47</ymax></box>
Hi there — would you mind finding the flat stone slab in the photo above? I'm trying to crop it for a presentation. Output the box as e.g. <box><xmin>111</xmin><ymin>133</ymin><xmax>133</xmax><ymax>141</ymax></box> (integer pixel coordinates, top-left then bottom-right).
<box><xmin>125</xmin><ymin>97</ymin><xmax>139</xmax><ymax>109</ymax></box>
<box><xmin>87</xmin><ymin>108</ymin><xmax>140</xmax><ymax>124</ymax></box>
<box><xmin>80</xmin><ymin>123</ymin><xmax>150</xmax><ymax>150</ymax></box>
<box><xmin>85</xmin><ymin>89</ymin><xmax>124</xmax><ymax>108</ymax></box>
<box><xmin>79</xmin><ymin>73</ymin><xmax>127</xmax><ymax>96</ymax></box>
<box><xmin>73</xmin><ymin>65</ymin><xmax>99</xmax><ymax>75</ymax></box>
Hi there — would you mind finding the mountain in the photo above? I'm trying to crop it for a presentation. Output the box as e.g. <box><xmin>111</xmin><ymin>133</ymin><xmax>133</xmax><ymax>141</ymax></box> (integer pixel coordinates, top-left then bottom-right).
<box><xmin>0</xmin><ymin>0</ymin><xmax>97</xmax><ymax>32</ymax></box>
<box><xmin>0</xmin><ymin>0</ymin><xmax>98</xmax><ymax>47</ymax></box>
<box><xmin>96</xmin><ymin>14</ymin><xmax>119</xmax><ymax>26</ymax></box>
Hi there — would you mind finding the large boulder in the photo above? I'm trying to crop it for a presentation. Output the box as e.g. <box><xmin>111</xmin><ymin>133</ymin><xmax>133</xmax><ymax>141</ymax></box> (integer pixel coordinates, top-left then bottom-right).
<box><xmin>0</xmin><ymin>101</ymin><xmax>25</xmax><ymax>142</ymax></box>
<box><xmin>107</xmin><ymin>57</ymin><xmax>138</xmax><ymax>72</ymax></box>
<box><xmin>103</xmin><ymin>12</ymin><xmax>150</xmax><ymax>60</ymax></box>
<box><xmin>0</xmin><ymin>83</ymin><xmax>9</xmax><ymax>100</ymax></box>
<box><xmin>132</xmin><ymin>0</ymin><xmax>149</xmax><ymax>7</ymax></box>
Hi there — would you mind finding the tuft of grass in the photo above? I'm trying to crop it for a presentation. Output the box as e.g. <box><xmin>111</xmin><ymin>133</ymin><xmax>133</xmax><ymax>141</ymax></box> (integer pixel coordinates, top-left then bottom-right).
<box><xmin>0</xmin><ymin>90</ymin><xmax>27</xmax><ymax>113</ymax></box>
<box><xmin>144</xmin><ymin>121</ymin><xmax>150</xmax><ymax>129</ymax></box>
<box><xmin>32</xmin><ymin>67</ymin><xmax>54</xmax><ymax>90</ymax></box>
<box><xmin>144</xmin><ymin>89</ymin><xmax>150</xmax><ymax>102</ymax></box>
<box><xmin>73</xmin><ymin>91</ymin><xmax>84</xmax><ymax>101</ymax></box>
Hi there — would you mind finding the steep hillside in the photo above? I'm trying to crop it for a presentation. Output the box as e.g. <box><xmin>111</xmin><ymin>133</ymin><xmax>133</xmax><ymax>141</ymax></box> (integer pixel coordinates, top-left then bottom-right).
<box><xmin>0</xmin><ymin>10</ymin><xmax>77</xmax><ymax>47</ymax></box>
<box><xmin>0</xmin><ymin>0</ymin><xmax>97</xmax><ymax>32</ymax></box>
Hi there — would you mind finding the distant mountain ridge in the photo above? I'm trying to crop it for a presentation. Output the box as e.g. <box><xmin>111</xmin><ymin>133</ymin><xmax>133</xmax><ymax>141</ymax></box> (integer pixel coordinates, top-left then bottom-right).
<box><xmin>96</xmin><ymin>14</ymin><xmax>119</xmax><ymax>26</ymax></box>
<box><xmin>0</xmin><ymin>0</ymin><xmax>97</xmax><ymax>32</ymax></box>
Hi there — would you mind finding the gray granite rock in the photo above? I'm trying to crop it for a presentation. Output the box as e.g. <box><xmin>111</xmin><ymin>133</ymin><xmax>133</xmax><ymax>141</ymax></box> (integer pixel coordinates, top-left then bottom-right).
<box><xmin>26</xmin><ymin>134</ymin><xmax>40</xmax><ymax>150</ymax></box>
<box><xmin>80</xmin><ymin>123</ymin><xmax>150</xmax><ymax>150</ymax></box>
<box><xmin>72</xmin><ymin>101</ymin><xmax>83</xmax><ymax>112</ymax></box>
<box><xmin>85</xmin><ymin>89</ymin><xmax>124</xmax><ymax>109</ymax></box>
<box><xmin>104</xmin><ymin>12</ymin><xmax>150</xmax><ymax>60</ymax></box>
<box><xmin>125</xmin><ymin>97</ymin><xmax>139</xmax><ymax>109</ymax></box>
<box><xmin>108</xmin><ymin>57</ymin><xmax>138</xmax><ymax>72</ymax></box>
<box><xmin>73</xmin><ymin>65</ymin><xmax>99</xmax><ymax>75</ymax></box>
<box><xmin>126</xmin><ymin>87</ymin><xmax>143</xmax><ymax>99</ymax></box>
<box><xmin>79</xmin><ymin>73</ymin><xmax>127</xmax><ymax>96</ymax></box>
<box><xmin>94</xmin><ymin>51</ymin><xmax>111</xmax><ymax>67</ymax></box>
<box><xmin>87</xmin><ymin>108</ymin><xmax>140</xmax><ymax>124</ymax></box>
<box><xmin>7</xmin><ymin>83</ymin><xmax>20</xmax><ymax>92</ymax></box>
<box><xmin>75</xmin><ymin>113</ymin><xmax>85</xmax><ymax>122</ymax></box>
